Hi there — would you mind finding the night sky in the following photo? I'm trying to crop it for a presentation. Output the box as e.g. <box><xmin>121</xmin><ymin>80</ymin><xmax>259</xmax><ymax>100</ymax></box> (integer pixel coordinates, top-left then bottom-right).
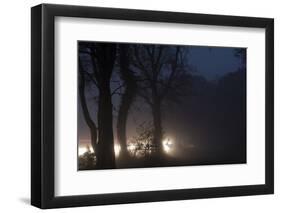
<box><xmin>188</xmin><ymin>46</ymin><xmax>243</xmax><ymax>80</ymax></box>
<box><xmin>78</xmin><ymin>43</ymin><xmax>246</xmax><ymax>169</ymax></box>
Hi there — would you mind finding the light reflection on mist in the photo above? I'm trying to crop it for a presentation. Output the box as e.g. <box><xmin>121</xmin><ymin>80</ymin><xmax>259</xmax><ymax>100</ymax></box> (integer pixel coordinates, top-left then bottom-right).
<box><xmin>78</xmin><ymin>144</ymin><xmax>94</xmax><ymax>156</ymax></box>
<box><xmin>162</xmin><ymin>138</ymin><xmax>173</xmax><ymax>154</ymax></box>
<box><xmin>114</xmin><ymin>143</ymin><xmax>121</xmax><ymax>157</ymax></box>
<box><xmin>78</xmin><ymin>135</ymin><xmax>197</xmax><ymax>160</ymax></box>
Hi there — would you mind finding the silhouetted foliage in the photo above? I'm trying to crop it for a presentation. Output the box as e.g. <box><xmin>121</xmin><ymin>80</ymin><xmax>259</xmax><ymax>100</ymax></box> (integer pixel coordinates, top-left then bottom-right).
<box><xmin>128</xmin><ymin>122</ymin><xmax>155</xmax><ymax>158</ymax></box>
<box><xmin>78</xmin><ymin>146</ymin><xmax>96</xmax><ymax>170</ymax></box>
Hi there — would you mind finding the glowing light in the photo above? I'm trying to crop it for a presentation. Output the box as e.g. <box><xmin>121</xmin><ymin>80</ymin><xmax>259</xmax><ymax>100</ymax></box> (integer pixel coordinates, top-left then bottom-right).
<box><xmin>162</xmin><ymin>138</ymin><xmax>173</xmax><ymax>153</ymax></box>
<box><xmin>78</xmin><ymin>145</ymin><xmax>94</xmax><ymax>156</ymax></box>
<box><xmin>127</xmin><ymin>143</ymin><xmax>137</xmax><ymax>152</ymax></box>
<box><xmin>114</xmin><ymin>143</ymin><xmax>121</xmax><ymax>157</ymax></box>
<box><xmin>78</xmin><ymin>147</ymin><xmax>87</xmax><ymax>156</ymax></box>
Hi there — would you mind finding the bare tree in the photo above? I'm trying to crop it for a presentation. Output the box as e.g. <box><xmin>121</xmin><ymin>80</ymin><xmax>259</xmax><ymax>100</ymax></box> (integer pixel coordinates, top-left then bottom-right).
<box><xmin>132</xmin><ymin>44</ymin><xmax>189</xmax><ymax>157</ymax></box>
<box><xmin>116</xmin><ymin>44</ymin><xmax>137</xmax><ymax>158</ymax></box>
<box><xmin>79</xmin><ymin>42</ymin><xmax>117</xmax><ymax>169</ymax></box>
<box><xmin>78</xmin><ymin>56</ymin><xmax>98</xmax><ymax>152</ymax></box>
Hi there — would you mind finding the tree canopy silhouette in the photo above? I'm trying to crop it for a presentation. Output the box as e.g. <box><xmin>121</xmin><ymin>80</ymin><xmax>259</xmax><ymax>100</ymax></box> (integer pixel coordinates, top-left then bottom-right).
<box><xmin>131</xmin><ymin>45</ymin><xmax>190</xmax><ymax>157</ymax></box>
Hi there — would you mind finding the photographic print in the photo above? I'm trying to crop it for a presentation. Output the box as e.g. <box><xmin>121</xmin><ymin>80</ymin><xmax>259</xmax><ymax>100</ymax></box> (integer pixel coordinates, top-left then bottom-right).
<box><xmin>78</xmin><ymin>42</ymin><xmax>246</xmax><ymax>170</ymax></box>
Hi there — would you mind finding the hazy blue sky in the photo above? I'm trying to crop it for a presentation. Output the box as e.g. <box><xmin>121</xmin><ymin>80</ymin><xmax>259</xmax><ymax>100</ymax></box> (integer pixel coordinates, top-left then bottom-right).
<box><xmin>188</xmin><ymin>46</ymin><xmax>244</xmax><ymax>80</ymax></box>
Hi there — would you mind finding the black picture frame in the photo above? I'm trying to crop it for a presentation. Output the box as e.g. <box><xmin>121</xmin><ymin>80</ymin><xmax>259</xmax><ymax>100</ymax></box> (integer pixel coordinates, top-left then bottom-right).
<box><xmin>31</xmin><ymin>3</ymin><xmax>274</xmax><ymax>209</ymax></box>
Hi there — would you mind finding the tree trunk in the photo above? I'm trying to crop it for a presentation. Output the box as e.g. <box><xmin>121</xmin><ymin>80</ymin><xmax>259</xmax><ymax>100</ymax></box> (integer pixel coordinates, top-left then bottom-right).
<box><xmin>78</xmin><ymin>58</ymin><xmax>98</xmax><ymax>153</ymax></box>
<box><xmin>116</xmin><ymin>89</ymin><xmax>136</xmax><ymax>157</ymax></box>
<box><xmin>151</xmin><ymin>99</ymin><xmax>163</xmax><ymax>156</ymax></box>
<box><xmin>96</xmin><ymin>82</ymin><xmax>116</xmax><ymax>169</ymax></box>
<box><xmin>94</xmin><ymin>44</ymin><xmax>117</xmax><ymax>169</ymax></box>
<box><xmin>117</xmin><ymin>45</ymin><xmax>137</xmax><ymax>157</ymax></box>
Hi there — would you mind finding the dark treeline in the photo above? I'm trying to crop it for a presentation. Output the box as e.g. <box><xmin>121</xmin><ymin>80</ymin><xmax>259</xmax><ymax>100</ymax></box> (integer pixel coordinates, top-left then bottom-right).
<box><xmin>165</xmin><ymin>70</ymin><xmax>246</xmax><ymax>165</ymax></box>
<box><xmin>78</xmin><ymin>42</ymin><xmax>246</xmax><ymax>170</ymax></box>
